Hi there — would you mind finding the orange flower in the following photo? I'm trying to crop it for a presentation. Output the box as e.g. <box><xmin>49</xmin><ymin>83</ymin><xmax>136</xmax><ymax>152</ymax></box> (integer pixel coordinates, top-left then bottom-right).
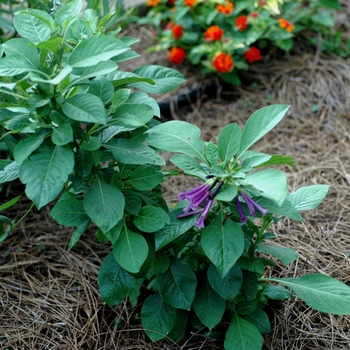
<box><xmin>204</xmin><ymin>25</ymin><xmax>224</xmax><ymax>41</ymax></box>
<box><xmin>244</xmin><ymin>46</ymin><xmax>262</xmax><ymax>63</ymax></box>
<box><xmin>216</xmin><ymin>0</ymin><xmax>234</xmax><ymax>15</ymax></box>
<box><xmin>184</xmin><ymin>0</ymin><xmax>196</xmax><ymax>6</ymax></box>
<box><xmin>147</xmin><ymin>0</ymin><xmax>161</xmax><ymax>6</ymax></box>
<box><xmin>213</xmin><ymin>53</ymin><xmax>234</xmax><ymax>73</ymax></box>
<box><xmin>278</xmin><ymin>18</ymin><xmax>295</xmax><ymax>33</ymax></box>
<box><xmin>169</xmin><ymin>46</ymin><xmax>186</xmax><ymax>64</ymax></box>
<box><xmin>172</xmin><ymin>24</ymin><xmax>183</xmax><ymax>39</ymax></box>
<box><xmin>235</xmin><ymin>16</ymin><xmax>248</xmax><ymax>31</ymax></box>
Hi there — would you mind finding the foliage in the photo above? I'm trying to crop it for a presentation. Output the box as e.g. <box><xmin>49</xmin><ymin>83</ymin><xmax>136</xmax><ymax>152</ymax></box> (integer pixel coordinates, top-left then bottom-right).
<box><xmin>1</xmin><ymin>1</ymin><xmax>350</xmax><ymax>349</ymax></box>
<box><xmin>139</xmin><ymin>0</ymin><xmax>344</xmax><ymax>85</ymax></box>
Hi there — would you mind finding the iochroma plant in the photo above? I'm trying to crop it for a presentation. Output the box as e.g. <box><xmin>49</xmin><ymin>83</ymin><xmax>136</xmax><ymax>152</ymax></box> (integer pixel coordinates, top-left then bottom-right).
<box><xmin>140</xmin><ymin>0</ymin><xmax>344</xmax><ymax>85</ymax></box>
<box><xmin>0</xmin><ymin>1</ymin><xmax>350</xmax><ymax>350</ymax></box>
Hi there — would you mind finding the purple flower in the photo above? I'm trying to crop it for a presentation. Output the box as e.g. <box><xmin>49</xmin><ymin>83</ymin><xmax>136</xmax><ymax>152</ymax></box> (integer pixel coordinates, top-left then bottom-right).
<box><xmin>235</xmin><ymin>191</ymin><xmax>268</xmax><ymax>223</ymax></box>
<box><xmin>195</xmin><ymin>198</ymin><xmax>214</xmax><ymax>229</ymax></box>
<box><xmin>235</xmin><ymin>196</ymin><xmax>247</xmax><ymax>223</ymax></box>
<box><xmin>177</xmin><ymin>179</ymin><xmax>223</xmax><ymax>229</ymax></box>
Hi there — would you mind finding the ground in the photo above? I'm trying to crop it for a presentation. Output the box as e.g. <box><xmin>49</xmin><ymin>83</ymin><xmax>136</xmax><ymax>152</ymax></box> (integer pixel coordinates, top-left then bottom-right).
<box><xmin>1</xmin><ymin>3</ymin><xmax>350</xmax><ymax>349</ymax></box>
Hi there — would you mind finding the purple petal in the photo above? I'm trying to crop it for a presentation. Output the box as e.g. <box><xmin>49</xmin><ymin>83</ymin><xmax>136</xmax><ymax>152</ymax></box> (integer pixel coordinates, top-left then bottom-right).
<box><xmin>235</xmin><ymin>196</ymin><xmax>247</xmax><ymax>223</ymax></box>
<box><xmin>241</xmin><ymin>192</ymin><xmax>268</xmax><ymax>216</ymax></box>
<box><xmin>195</xmin><ymin>198</ymin><xmax>213</xmax><ymax>229</ymax></box>
<box><xmin>178</xmin><ymin>184</ymin><xmax>208</xmax><ymax>201</ymax></box>
<box><xmin>240</xmin><ymin>191</ymin><xmax>256</xmax><ymax>216</ymax></box>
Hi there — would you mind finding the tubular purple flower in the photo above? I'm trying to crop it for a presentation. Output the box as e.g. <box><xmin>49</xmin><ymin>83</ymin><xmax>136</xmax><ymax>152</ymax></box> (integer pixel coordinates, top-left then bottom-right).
<box><xmin>195</xmin><ymin>198</ymin><xmax>214</xmax><ymax>229</ymax></box>
<box><xmin>240</xmin><ymin>191</ymin><xmax>256</xmax><ymax>216</ymax></box>
<box><xmin>240</xmin><ymin>191</ymin><xmax>268</xmax><ymax>216</ymax></box>
<box><xmin>235</xmin><ymin>196</ymin><xmax>247</xmax><ymax>223</ymax></box>
<box><xmin>178</xmin><ymin>183</ymin><xmax>208</xmax><ymax>201</ymax></box>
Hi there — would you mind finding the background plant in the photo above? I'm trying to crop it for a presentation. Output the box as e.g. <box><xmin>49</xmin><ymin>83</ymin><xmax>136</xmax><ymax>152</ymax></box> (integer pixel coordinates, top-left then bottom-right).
<box><xmin>1</xmin><ymin>1</ymin><xmax>350</xmax><ymax>349</ymax></box>
<box><xmin>140</xmin><ymin>0</ymin><xmax>345</xmax><ymax>85</ymax></box>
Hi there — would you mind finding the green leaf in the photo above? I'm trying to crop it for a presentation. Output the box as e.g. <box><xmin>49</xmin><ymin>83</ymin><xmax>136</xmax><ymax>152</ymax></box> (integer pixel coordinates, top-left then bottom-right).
<box><xmin>51</xmin><ymin>197</ymin><xmax>89</xmax><ymax>227</ymax></box>
<box><xmin>2</xmin><ymin>38</ymin><xmax>40</xmax><ymax>69</ymax></box>
<box><xmin>74</xmin><ymin>149</ymin><xmax>93</xmax><ymax>178</ymax></box>
<box><xmin>70</xmin><ymin>61</ymin><xmax>118</xmax><ymax>88</ymax></box>
<box><xmin>224</xmin><ymin>313</ymin><xmax>263</xmax><ymax>350</ymax></box>
<box><xmin>0</xmin><ymin>55</ymin><xmax>41</xmax><ymax>76</ymax></box>
<box><xmin>207</xmin><ymin>263</ymin><xmax>242</xmax><ymax>301</ymax></box>
<box><xmin>14</xmin><ymin>135</ymin><xmax>44</xmax><ymax>165</ymax></box>
<box><xmin>166</xmin><ymin>309</ymin><xmax>187</xmax><ymax>343</ymax></box>
<box><xmin>133</xmin><ymin>206</ymin><xmax>170</xmax><ymax>233</ymax></box>
<box><xmin>201</xmin><ymin>216</ymin><xmax>244</xmax><ymax>278</ymax></box>
<box><xmin>170</xmin><ymin>154</ymin><xmax>207</xmax><ymax>180</ymax></box>
<box><xmin>158</xmin><ymin>259</ymin><xmax>197</xmax><ymax>310</ymax></box>
<box><xmin>146</xmin><ymin>120</ymin><xmax>206</xmax><ymax>161</ymax></box>
<box><xmin>256</xmin><ymin>244</ymin><xmax>298</xmax><ymax>265</ymax></box>
<box><xmin>81</xmin><ymin>136</ymin><xmax>101</xmax><ymax>151</ymax></box>
<box><xmin>13</xmin><ymin>9</ymin><xmax>53</xmax><ymax>43</ymax></box>
<box><xmin>104</xmin><ymin>139</ymin><xmax>165</xmax><ymax>166</ymax></box>
<box><xmin>67</xmin><ymin>35</ymin><xmax>130</xmax><ymax>68</ymax></box>
<box><xmin>126</xmin><ymin>92</ymin><xmax>160</xmax><ymax>118</ymax></box>
<box><xmin>261</xmin><ymin>284</ymin><xmax>292</xmax><ymax>300</ymax></box>
<box><xmin>123</xmin><ymin>190</ymin><xmax>142</xmax><ymax>216</ymax></box>
<box><xmin>68</xmin><ymin>218</ymin><xmax>90</xmax><ymax>250</ymax></box>
<box><xmin>62</xmin><ymin>93</ymin><xmax>106</xmax><ymax>124</ymax></box>
<box><xmin>264</xmin><ymin>274</ymin><xmax>350</xmax><ymax>315</ymax></box>
<box><xmin>287</xmin><ymin>185</ymin><xmax>329</xmax><ymax>210</ymax></box>
<box><xmin>205</xmin><ymin>141</ymin><xmax>218</xmax><ymax>166</ymax></box>
<box><xmin>0</xmin><ymin>196</ymin><xmax>21</xmax><ymax>212</ymax></box>
<box><xmin>311</xmin><ymin>9</ymin><xmax>334</xmax><ymax>27</ymax></box>
<box><xmin>88</xmin><ymin>77</ymin><xmax>114</xmax><ymax>105</ymax></box>
<box><xmin>238</xmin><ymin>105</ymin><xmax>290</xmax><ymax>158</ymax></box>
<box><xmin>218</xmin><ymin>123</ymin><xmax>242</xmax><ymax>165</ymax></box>
<box><xmin>112</xmin><ymin>103</ymin><xmax>154</xmax><ymax>129</ymax></box>
<box><xmin>193</xmin><ymin>279</ymin><xmax>226</xmax><ymax>330</ymax></box>
<box><xmin>128</xmin><ymin>165</ymin><xmax>163</xmax><ymax>190</ymax></box>
<box><xmin>244</xmin><ymin>169</ymin><xmax>288</xmax><ymax>207</ymax></box>
<box><xmin>132</xmin><ymin>65</ymin><xmax>185</xmax><ymax>93</ymax></box>
<box><xmin>319</xmin><ymin>0</ymin><xmax>341</xmax><ymax>10</ymax></box>
<box><xmin>19</xmin><ymin>144</ymin><xmax>74</xmax><ymax>209</ymax></box>
<box><xmin>55</xmin><ymin>0</ymin><xmax>82</xmax><ymax>29</ymax></box>
<box><xmin>113</xmin><ymin>227</ymin><xmax>149</xmax><ymax>273</ymax></box>
<box><xmin>52</xmin><ymin>124</ymin><xmax>74</xmax><ymax>146</ymax></box>
<box><xmin>214</xmin><ymin>184</ymin><xmax>238</xmax><ymax>202</ymax></box>
<box><xmin>141</xmin><ymin>293</ymin><xmax>175</xmax><ymax>342</ymax></box>
<box><xmin>154</xmin><ymin>250</ymin><xmax>170</xmax><ymax>273</ymax></box>
<box><xmin>242</xmin><ymin>308</ymin><xmax>271</xmax><ymax>334</ymax></box>
<box><xmin>0</xmin><ymin>162</ymin><xmax>19</xmax><ymax>184</ymax></box>
<box><xmin>155</xmin><ymin>209</ymin><xmax>198</xmax><ymax>250</ymax></box>
<box><xmin>83</xmin><ymin>178</ymin><xmax>125</xmax><ymax>233</ymax></box>
<box><xmin>98</xmin><ymin>252</ymin><xmax>133</xmax><ymax>306</ymax></box>
<box><xmin>254</xmin><ymin>197</ymin><xmax>302</xmax><ymax>222</ymax></box>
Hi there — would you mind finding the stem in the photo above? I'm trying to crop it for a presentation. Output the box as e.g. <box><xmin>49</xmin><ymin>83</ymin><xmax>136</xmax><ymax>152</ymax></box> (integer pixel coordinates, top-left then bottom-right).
<box><xmin>0</xmin><ymin>89</ymin><xmax>27</xmax><ymax>100</ymax></box>
<box><xmin>11</xmin><ymin>202</ymin><xmax>35</xmax><ymax>230</ymax></box>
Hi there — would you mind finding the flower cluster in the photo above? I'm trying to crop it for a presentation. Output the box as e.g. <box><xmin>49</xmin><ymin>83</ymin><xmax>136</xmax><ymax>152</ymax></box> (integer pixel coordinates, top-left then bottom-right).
<box><xmin>178</xmin><ymin>179</ymin><xmax>223</xmax><ymax>229</ymax></box>
<box><xmin>142</xmin><ymin>0</ymin><xmax>340</xmax><ymax>85</ymax></box>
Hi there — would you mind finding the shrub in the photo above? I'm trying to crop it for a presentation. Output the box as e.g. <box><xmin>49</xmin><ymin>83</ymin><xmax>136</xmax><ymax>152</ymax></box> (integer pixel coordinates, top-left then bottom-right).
<box><xmin>140</xmin><ymin>0</ymin><xmax>344</xmax><ymax>85</ymax></box>
<box><xmin>1</xmin><ymin>1</ymin><xmax>350</xmax><ymax>349</ymax></box>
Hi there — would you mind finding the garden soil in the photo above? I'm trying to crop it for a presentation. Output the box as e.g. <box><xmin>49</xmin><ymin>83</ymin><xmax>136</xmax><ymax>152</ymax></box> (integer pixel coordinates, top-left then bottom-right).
<box><xmin>1</xmin><ymin>2</ymin><xmax>350</xmax><ymax>349</ymax></box>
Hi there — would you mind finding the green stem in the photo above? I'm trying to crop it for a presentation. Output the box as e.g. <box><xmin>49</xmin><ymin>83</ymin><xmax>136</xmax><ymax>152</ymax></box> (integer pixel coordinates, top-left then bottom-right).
<box><xmin>0</xmin><ymin>89</ymin><xmax>27</xmax><ymax>100</ymax></box>
<box><xmin>12</xmin><ymin>202</ymin><xmax>35</xmax><ymax>230</ymax></box>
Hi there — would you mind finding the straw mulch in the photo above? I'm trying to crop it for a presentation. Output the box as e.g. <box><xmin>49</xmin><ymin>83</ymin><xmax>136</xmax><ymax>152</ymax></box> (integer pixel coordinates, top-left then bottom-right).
<box><xmin>1</xmin><ymin>3</ymin><xmax>350</xmax><ymax>349</ymax></box>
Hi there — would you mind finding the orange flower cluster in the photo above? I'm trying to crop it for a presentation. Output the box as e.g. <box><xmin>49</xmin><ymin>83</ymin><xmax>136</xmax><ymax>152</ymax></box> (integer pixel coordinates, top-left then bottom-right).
<box><xmin>278</xmin><ymin>18</ymin><xmax>295</xmax><ymax>33</ymax></box>
<box><xmin>184</xmin><ymin>0</ymin><xmax>197</xmax><ymax>6</ymax></box>
<box><xmin>244</xmin><ymin>46</ymin><xmax>262</xmax><ymax>63</ymax></box>
<box><xmin>216</xmin><ymin>0</ymin><xmax>234</xmax><ymax>15</ymax></box>
<box><xmin>213</xmin><ymin>53</ymin><xmax>234</xmax><ymax>73</ymax></box>
<box><xmin>169</xmin><ymin>46</ymin><xmax>186</xmax><ymax>64</ymax></box>
<box><xmin>172</xmin><ymin>24</ymin><xmax>184</xmax><ymax>39</ymax></box>
<box><xmin>204</xmin><ymin>25</ymin><xmax>224</xmax><ymax>41</ymax></box>
<box><xmin>147</xmin><ymin>0</ymin><xmax>161</xmax><ymax>6</ymax></box>
<box><xmin>235</xmin><ymin>16</ymin><xmax>248</xmax><ymax>31</ymax></box>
